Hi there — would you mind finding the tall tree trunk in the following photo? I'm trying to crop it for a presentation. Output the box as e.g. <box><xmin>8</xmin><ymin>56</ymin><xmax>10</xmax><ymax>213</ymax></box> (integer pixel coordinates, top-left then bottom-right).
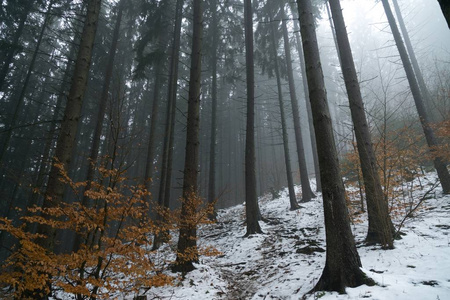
<box><xmin>438</xmin><ymin>0</ymin><xmax>450</xmax><ymax>27</ymax></box>
<box><xmin>207</xmin><ymin>0</ymin><xmax>219</xmax><ymax>219</ymax></box>
<box><xmin>36</xmin><ymin>0</ymin><xmax>102</xmax><ymax>252</ymax></box>
<box><xmin>0</xmin><ymin>3</ymin><xmax>31</xmax><ymax>92</ymax></box>
<box><xmin>280</xmin><ymin>7</ymin><xmax>315</xmax><ymax>202</ymax></box>
<box><xmin>328</xmin><ymin>0</ymin><xmax>393</xmax><ymax>248</ymax></box>
<box><xmin>244</xmin><ymin>0</ymin><xmax>262</xmax><ymax>235</ymax></box>
<box><xmin>158</xmin><ymin>0</ymin><xmax>183</xmax><ymax>209</ymax></box>
<box><xmin>25</xmin><ymin>35</ymin><xmax>79</xmax><ymax>232</ymax></box>
<box><xmin>325</xmin><ymin>1</ymin><xmax>342</xmax><ymax>66</ymax></box>
<box><xmin>392</xmin><ymin>0</ymin><xmax>432</xmax><ymax>116</ymax></box>
<box><xmin>0</xmin><ymin>0</ymin><xmax>54</xmax><ymax>164</ymax></box>
<box><xmin>292</xmin><ymin>19</ymin><xmax>321</xmax><ymax>193</ymax></box>
<box><xmin>174</xmin><ymin>0</ymin><xmax>203</xmax><ymax>273</ymax></box>
<box><xmin>381</xmin><ymin>0</ymin><xmax>450</xmax><ymax>194</ymax></box>
<box><xmin>143</xmin><ymin>62</ymin><xmax>162</xmax><ymax>188</ymax></box>
<box><xmin>270</xmin><ymin>19</ymin><xmax>299</xmax><ymax>210</ymax></box>
<box><xmin>152</xmin><ymin>0</ymin><xmax>183</xmax><ymax>251</ymax></box>
<box><xmin>296</xmin><ymin>0</ymin><xmax>374</xmax><ymax>292</ymax></box>
<box><xmin>72</xmin><ymin>0</ymin><xmax>123</xmax><ymax>252</ymax></box>
<box><xmin>83</xmin><ymin>0</ymin><xmax>123</xmax><ymax>198</ymax></box>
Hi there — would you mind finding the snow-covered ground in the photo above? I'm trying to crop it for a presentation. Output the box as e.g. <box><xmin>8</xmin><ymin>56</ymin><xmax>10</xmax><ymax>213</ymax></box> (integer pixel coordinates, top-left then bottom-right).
<box><xmin>143</xmin><ymin>173</ymin><xmax>450</xmax><ymax>300</ymax></box>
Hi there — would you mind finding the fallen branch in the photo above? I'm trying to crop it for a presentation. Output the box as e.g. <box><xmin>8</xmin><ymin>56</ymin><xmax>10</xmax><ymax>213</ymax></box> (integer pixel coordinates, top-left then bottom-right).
<box><xmin>394</xmin><ymin>180</ymin><xmax>439</xmax><ymax>239</ymax></box>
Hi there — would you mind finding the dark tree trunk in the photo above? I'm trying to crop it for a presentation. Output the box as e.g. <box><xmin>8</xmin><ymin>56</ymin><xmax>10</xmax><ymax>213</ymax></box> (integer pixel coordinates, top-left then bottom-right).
<box><xmin>36</xmin><ymin>0</ymin><xmax>102</xmax><ymax>252</ymax></box>
<box><xmin>381</xmin><ymin>0</ymin><xmax>450</xmax><ymax>194</ymax></box>
<box><xmin>438</xmin><ymin>0</ymin><xmax>450</xmax><ymax>27</ymax></box>
<box><xmin>244</xmin><ymin>0</ymin><xmax>262</xmax><ymax>235</ymax></box>
<box><xmin>292</xmin><ymin>19</ymin><xmax>321</xmax><ymax>193</ymax></box>
<box><xmin>25</xmin><ymin>32</ymin><xmax>79</xmax><ymax>231</ymax></box>
<box><xmin>154</xmin><ymin>0</ymin><xmax>184</xmax><ymax>213</ymax></box>
<box><xmin>143</xmin><ymin>61</ymin><xmax>162</xmax><ymax>189</ymax></box>
<box><xmin>174</xmin><ymin>0</ymin><xmax>203</xmax><ymax>273</ymax></box>
<box><xmin>296</xmin><ymin>0</ymin><xmax>374</xmax><ymax>293</ymax></box>
<box><xmin>153</xmin><ymin>0</ymin><xmax>183</xmax><ymax>250</ymax></box>
<box><xmin>207</xmin><ymin>0</ymin><xmax>219</xmax><ymax>219</ymax></box>
<box><xmin>0</xmin><ymin>3</ymin><xmax>31</xmax><ymax>92</ymax></box>
<box><xmin>392</xmin><ymin>0</ymin><xmax>432</xmax><ymax>115</ymax></box>
<box><xmin>325</xmin><ymin>1</ymin><xmax>342</xmax><ymax>66</ymax></box>
<box><xmin>328</xmin><ymin>0</ymin><xmax>393</xmax><ymax>248</ymax></box>
<box><xmin>0</xmin><ymin>0</ymin><xmax>54</xmax><ymax>164</ymax></box>
<box><xmin>83</xmin><ymin>0</ymin><xmax>123</xmax><ymax>197</ymax></box>
<box><xmin>270</xmin><ymin>19</ymin><xmax>299</xmax><ymax>211</ymax></box>
<box><xmin>72</xmin><ymin>0</ymin><xmax>123</xmax><ymax>252</ymax></box>
<box><xmin>280</xmin><ymin>7</ymin><xmax>315</xmax><ymax>202</ymax></box>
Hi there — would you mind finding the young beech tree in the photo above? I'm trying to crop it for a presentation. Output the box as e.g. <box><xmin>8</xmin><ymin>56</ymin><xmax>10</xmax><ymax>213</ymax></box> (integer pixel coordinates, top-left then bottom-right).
<box><xmin>381</xmin><ymin>0</ymin><xmax>450</xmax><ymax>194</ymax></box>
<box><xmin>173</xmin><ymin>0</ymin><xmax>203</xmax><ymax>273</ymax></box>
<box><xmin>328</xmin><ymin>0</ymin><xmax>393</xmax><ymax>248</ymax></box>
<box><xmin>244</xmin><ymin>0</ymin><xmax>262</xmax><ymax>235</ymax></box>
<box><xmin>296</xmin><ymin>0</ymin><xmax>375</xmax><ymax>292</ymax></box>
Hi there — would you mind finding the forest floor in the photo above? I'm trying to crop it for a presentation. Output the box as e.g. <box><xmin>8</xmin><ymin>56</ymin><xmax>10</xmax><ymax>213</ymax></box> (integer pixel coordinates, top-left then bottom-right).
<box><xmin>143</xmin><ymin>172</ymin><xmax>450</xmax><ymax>300</ymax></box>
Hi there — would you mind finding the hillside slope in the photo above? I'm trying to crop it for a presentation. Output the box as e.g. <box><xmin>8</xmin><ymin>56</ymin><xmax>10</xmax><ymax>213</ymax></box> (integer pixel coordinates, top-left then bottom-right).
<box><xmin>146</xmin><ymin>173</ymin><xmax>450</xmax><ymax>300</ymax></box>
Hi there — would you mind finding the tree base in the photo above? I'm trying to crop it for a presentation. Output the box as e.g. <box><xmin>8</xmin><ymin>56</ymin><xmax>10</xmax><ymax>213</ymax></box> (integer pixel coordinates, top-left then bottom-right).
<box><xmin>309</xmin><ymin>264</ymin><xmax>375</xmax><ymax>295</ymax></box>
<box><xmin>365</xmin><ymin>231</ymin><xmax>394</xmax><ymax>250</ymax></box>
<box><xmin>290</xmin><ymin>202</ymin><xmax>301</xmax><ymax>210</ymax></box>
<box><xmin>171</xmin><ymin>260</ymin><xmax>196</xmax><ymax>273</ymax></box>
<box><xmin>299</xmin><ymin>198</ymin><xmax>312</xmax><ymax>204</ymax></box>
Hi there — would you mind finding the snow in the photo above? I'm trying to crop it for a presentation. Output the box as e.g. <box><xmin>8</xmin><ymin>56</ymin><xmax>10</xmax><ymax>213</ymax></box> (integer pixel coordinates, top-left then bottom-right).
<box><xmin>140</xmin><ymin>173</ymin><xmax>450</xmax><ymax>299</ymax></box>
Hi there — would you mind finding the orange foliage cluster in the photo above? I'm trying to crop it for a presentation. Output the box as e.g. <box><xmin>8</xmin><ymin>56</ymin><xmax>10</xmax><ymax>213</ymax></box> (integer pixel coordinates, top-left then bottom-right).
<box><xmin>0</xmin><ymin>162</ymin><xmax>218</xmax><ymax>299</ymax></box>
<box><xmin>430</xmin><ymin>118</ymin><xmax>450</xmax><ymax>162</ymax></box>
<box><xmin>341</xmin><ymin>119</ymin><xmax>449</xmax><ymax>223</ymax></box>
<box><xmin>172</xmin><ymin>190</ymin><xmax>221</xmax><ymax>268</ymax></box>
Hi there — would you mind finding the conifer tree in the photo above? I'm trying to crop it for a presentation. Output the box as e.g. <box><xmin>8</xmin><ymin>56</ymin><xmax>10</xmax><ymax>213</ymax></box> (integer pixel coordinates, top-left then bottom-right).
<box><xmin>174</xmin><ymin>0</ymin><xmax>203</xmax><ymax>272</ymax></box>
<box><xmin>36</xmin><ymin>0</ymin><xmax>103</xmax><ymax>251</ymax></box>
<box><xmin>381</xmin><ymin>0</ymin><xmax>450</xmax><ymax>194</ymax></box>
<box><xmin>244</xmin><ymin>0</ymin><xmax>262</xmax><ymax>235</ymax></box>
<box><xmin>296</xmin><ymin>0</ymin><xmax>374</xmax><ymax>292</ymax></box>
<box><xmin>328</xmin><ymin>0</ymin><xmax>393</xmax><ymax>248</ymax></box>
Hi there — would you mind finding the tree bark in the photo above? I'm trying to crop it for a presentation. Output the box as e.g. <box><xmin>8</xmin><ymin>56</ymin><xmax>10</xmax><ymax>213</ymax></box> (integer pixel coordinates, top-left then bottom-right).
<box><xmin>270</xmin><ymin>19</ymin><xmax>299</xmax><ymax>211</ymax></box>
<box><xmin>83</xmin><ymin>0</ymin><xmax>123</xmax><ymax>197</ymax></box>
<box><xmin>438</xmin><ymin>0</ymin><xmax>450</xmax><ymax>27</ymax></box>
<box><xmin>381</xmin><ymin>0</ymin><xmax>450</xmax><ymax>194</ymax></box>
<box><xmin>158</xmin><ymin>0</ymin><xmax>183</xmax><ymax>208</ymax></box>
<box><xmin>207</xmin><ymin>0</ymin><xmax>219</xmax><ymax>219</ymax></box>
<box><xmin>328</xmin><ymin>0</ymin><xmax>393</xmax><ymax>248</ymax></box>
<box><xmin>36</xmin><ymin>0</ymin><xmax>103</xmax><ymax>252</ymax></box>
<box><xmin>244</xmin><ymin>0</ymin><xmax>262</xmax><ymax>235</ymax></box>
<box><xmin>296</xmin><ymin>0</ymin><xmax>374</xmax><ymax>292</ymax></box>
<box><xmin>72</xmin><ymin>0</ymin><xmax>124</xmax><ymax>252</ymax></box>
<box><xmin>392</xmin><ymin>0</ymin><xmax>432</xmax><ymax>116</ymax></box>
<box><xmin>292</xmin><ymin>18</ymin><xmax>321</xmax><ymax>193</ymax></box>
<box><xmin>174</xmin><ymin>0</ymin><xmax>203</xmax><ymax>273</ymax></box>
<box><xmin>152</xmin><ymin>0</ymin><xmax>183</xmax><ymax>251</ymax></box>
<box><xmin>280</xmin><ymin>7</ymin><xmax>315</xmax><ymax>202</ymax></box>
<box><xmin>25</xmin><ymin>28</ymin><xmax>79</xmax><ymax>233</ymax></box>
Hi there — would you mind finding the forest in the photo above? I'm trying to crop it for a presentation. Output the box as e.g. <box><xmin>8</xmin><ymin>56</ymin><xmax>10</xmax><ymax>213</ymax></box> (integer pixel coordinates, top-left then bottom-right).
<box><xmin>0</xmin><ymin>0</ymin><xmax>449</xmax><ymax>299</ymax></box>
